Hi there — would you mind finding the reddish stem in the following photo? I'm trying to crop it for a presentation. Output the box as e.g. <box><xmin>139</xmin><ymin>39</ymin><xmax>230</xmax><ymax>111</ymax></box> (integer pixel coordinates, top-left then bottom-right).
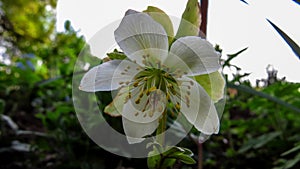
<box><xmin>200</xmin><ymin>0</ymin><xmax>208</xmax><ymax>36</ymax></box>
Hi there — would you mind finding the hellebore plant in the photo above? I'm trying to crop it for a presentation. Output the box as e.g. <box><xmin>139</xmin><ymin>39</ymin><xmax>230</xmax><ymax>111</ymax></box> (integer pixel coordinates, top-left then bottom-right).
<box><xmin>79</xmin><ymin>0</ymin><xmax>225</xmax><ymax>167</ymax></box>
<box><xmin>80</xmin><ymin>10</ymin><xmax>220</xmax><ymax>142</ymax></box>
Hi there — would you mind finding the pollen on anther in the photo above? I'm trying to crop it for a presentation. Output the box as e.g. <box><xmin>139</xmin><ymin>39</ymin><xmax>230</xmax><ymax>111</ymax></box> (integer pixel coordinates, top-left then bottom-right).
<box><xmin>135</xmin><ymin>98</ymin><xmax>140</xmax><ymax>104</ymax></box>
<box><xmin>189</xmin><ymin>80</ymin><xmax>194</xmax><ymax>85</ymax></box>
<box><xmin>175</xmin><ymin>102</ymin><xmax>181</xmax><ymax>110</ymax></box>
<box><xmin>134</xmin><ymin>112</ymin><xmax>139</xmax><ymax>116</ymax></box>
<box><xmin>166</xmin><ymin>93</ymin><xmax>171</xmax><ymax>101</ymax></box>
<box><xmin>185</xmin><ymin>95</ymin><xmax>190</xmax><ymax>108</ymax></box>
<box><xmin>133</xmin><ymin>81</ymin><xmax>139</xmax><ymax>87</ymax></box>
<box><xmin>149</xmin><ymin>111</ymin><xmax>154</xmax><ymax>117</ymax></box>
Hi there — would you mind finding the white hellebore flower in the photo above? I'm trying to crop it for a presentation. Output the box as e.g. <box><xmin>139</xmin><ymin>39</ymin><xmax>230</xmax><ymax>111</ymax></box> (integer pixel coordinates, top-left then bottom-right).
<box><xmin>79</xmin><ymin>10</ymin><xmax>221</xmax><ymax>144</ymax></box>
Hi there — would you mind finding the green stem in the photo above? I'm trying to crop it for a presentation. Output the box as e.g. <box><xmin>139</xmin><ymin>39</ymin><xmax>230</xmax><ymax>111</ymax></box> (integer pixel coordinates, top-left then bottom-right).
<box><xmin>156</xmin><ymin>110</ymin><xmax>167</xmax><ymax>147</ymax></box>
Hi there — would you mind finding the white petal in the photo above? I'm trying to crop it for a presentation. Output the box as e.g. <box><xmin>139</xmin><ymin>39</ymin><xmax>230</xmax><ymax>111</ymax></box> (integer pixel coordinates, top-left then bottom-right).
<box><xmin>122</xmin><ymin>117</ymin><xmax>159</xmax><ymax>144</ymax></box>
<box><xmin>166</xmin><ymin>36</ymin><xmax>221</xmax><ymax>76</ymax></box>
<box><xmin>177</xmin><ymin>77</ymin><xmax>220</xmax><ymax>135</ymax></box>
<box><xmin>115</xmin><ymin>11</ymin><xmax>169</xmax><ymax>67</ymax></box>
<box><xmin>122</xmin><ymin>89</ymin><xmax>166</xmax><ymax>124</ymax></box>
<box><xmin>79</xmin><ymin>60</ymin><xmax>140</xmax><ymax>92</ymax></box>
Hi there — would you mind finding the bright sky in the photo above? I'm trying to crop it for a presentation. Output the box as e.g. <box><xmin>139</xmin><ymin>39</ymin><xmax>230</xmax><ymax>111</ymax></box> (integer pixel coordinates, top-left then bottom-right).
<box><xmin>56</xmin><ymin>0</ymin><xmax>300</xmax><ymax>84</ymax></box>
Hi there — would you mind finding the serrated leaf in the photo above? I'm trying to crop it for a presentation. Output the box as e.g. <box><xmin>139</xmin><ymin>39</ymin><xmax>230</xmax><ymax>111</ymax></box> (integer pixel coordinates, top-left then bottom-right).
<box><xmin>143</xmin><ymin>6</ymin><xmax>174</xmax><ymax>44</ymax></box>
<box><xmin>107</xmin><ymin>49</ymin><xmax>127</xmax><ymax>60</ymax></box>
<box><xmin>175</xmin><ymin>0</ymin><xmax>201</xmax><ymax>40</ymax></box>
<box><xmin>223</xmin><ymin>47</ymin><xmax>248</xmax><ymax>67</ymax></box>
<box><xmin>194</xmin><ymin>71</ymin><xmax>226</xmax><ymax>102</ymax></box>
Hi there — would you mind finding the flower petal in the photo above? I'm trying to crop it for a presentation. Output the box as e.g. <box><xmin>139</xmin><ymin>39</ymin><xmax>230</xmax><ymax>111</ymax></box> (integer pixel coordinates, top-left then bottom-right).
<box><xmin>122</xmin><ymin>89</ymin><xmax>166</xmax><ymax>124</ymax></box>
<box><xmin>166</xmin><ymin>36</ymin><xmax>221</xmax><ymax>76</ymax></box>
<box><xmin>122</xmin><ymin>117</ymin><xmax>159</xmax><ymax>144</ymax></box>
<box><xmin>79</xmin><ymin>60</ymin><xmax>140</xmax><ymax>92</ymax></box>
<box><xmin>115</xmin><ymin>10</ymin><xmax>169</xmax><ymax>67</ymax></box>
<box><xmin>176</xmin><ymin>77</ymin><xmax>220</xmax><ymax>135</ymax></box>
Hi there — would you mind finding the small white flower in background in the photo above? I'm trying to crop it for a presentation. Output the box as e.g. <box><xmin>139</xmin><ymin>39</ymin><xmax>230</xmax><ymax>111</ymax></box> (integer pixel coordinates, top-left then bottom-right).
<box><xmin>79</xmin><ymin>10</ymin><xmax>221</xmax><ymax>144</ymax></box>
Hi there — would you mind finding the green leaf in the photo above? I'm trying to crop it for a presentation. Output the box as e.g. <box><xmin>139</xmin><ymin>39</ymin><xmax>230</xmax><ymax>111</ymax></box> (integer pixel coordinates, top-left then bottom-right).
<box><xmin>0</xmin><ymin>99</ymin><xmax>5</xmax><ymax>114</ymax></box>
<box><xmin>161</xmin><ymin>158</ymin><xmax>177</xmax><ymax>169</ymax></box>
<box><xmin>175</xmin><ymin>0</ymin><xmax>201</xmax><ymax>40</ymax></box>
<box><xmin>281</xmin><ymin>144</ymin><xmax>300</xmax><ymax>156</ymax></box>
<box><xmin>267</xmin><ymin>19</ymin><xmax>300</xmax><ymax>60</ymax></box>
<box><xmin>143</xmin><ymin>6</ymin><xmax>174</xmax><ymax>44</ymax></box>
<box><xmin>194</xmin><ymin>71</ymin><xmax>226</xmax><ymax>102</ymax></box>
<box><xmin>228</xmin><ymin>83</ymin><xmax>300</xmax><ymax>113</ymax></box>
<box><xmin>107</xmin><ymin>49</ymin><xmax>127</xmax><ymax>60</ymax></box>
<box><xmin>164</xmin><ymin>146</ymin><xmax>196</xmax><ymax>165</ymax></box>
<box><xmin>168</xmin><ymin>152</ymin><xmax>196</xmax><ymax>164</ymax></box>
<box><xmin>238</xmin><ymin>131</ymin><xmax>281</xmax><ymax>153</ymax></box>
<box><xmin>147</xmin><ymin>147</ymin><xmax>161</xmax><ymax>169</ymax></box>
<box><xmin>223</xmin><ymin>47</ymin><xmax>248</xmax><ymax>67</ymax></box>
<box><xmin>282</xmin><ymin>153</ymin><xmax>300</xmax><ymax>169</ymax></box>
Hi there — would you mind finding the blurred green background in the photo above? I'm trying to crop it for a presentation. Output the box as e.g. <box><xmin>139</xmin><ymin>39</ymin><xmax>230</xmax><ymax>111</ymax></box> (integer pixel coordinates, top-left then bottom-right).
<box><xmin>0</xmin><ymin>0</ymin><xmax>300</xmax><ymax>169</ymax></box>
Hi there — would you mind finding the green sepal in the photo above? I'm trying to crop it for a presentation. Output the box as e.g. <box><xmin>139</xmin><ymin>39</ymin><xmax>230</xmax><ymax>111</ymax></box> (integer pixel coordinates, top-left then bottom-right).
<box><xmin>143</xmin><ymin>6</ymin><xmax>174</xmax><ymax>45</ymax></box>
<box><xmin>194</xmin><ymin>71</ymin><xmax>226</xmax><ymax>102</ymax></box>
<box><xmin>103</xmin><ymin>87</ymin><xmax>130</xmax><ymax>117</ymax></box>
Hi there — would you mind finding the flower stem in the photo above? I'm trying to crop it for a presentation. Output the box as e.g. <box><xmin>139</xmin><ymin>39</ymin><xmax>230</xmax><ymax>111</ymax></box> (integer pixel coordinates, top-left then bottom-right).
<box><xmin>197</xmin><ymin>142</ymin><xmax>203</xmax><ymax>169</ymax></box>
<box><xmin>156</xmin><ymin>110</ymin><xmax>167</xmax><ymax>146</ymax></box>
